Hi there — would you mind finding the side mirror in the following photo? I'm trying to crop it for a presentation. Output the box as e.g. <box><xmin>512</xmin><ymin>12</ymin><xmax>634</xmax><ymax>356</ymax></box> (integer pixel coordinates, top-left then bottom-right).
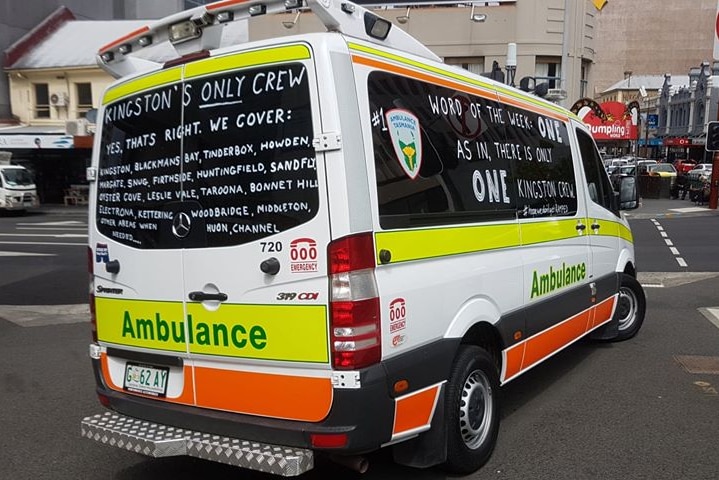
<box><xmin>618</xmin><ymin>175</ymin><xmax>639</xmax><ymax>210</ymax></box>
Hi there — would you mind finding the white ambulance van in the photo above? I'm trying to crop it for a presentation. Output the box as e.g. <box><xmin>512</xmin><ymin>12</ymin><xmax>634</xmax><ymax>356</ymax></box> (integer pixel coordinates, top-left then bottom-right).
<box><xmin>0</xmin><ymin>154</ymin><xmax>39</xmax><ymax>212</ymax></box>
<box><xmin>81</xmin><ymin>0</ymin><xmax>645</xmax><ymax>476</ymax></box>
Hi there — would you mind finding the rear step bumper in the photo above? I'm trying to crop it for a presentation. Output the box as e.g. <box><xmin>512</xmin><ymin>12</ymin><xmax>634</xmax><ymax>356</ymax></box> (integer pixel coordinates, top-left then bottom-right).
<box><xmin>81</xmin><ymin>412</ymin><xmax>313</xmax><ymax>477</ymax></box>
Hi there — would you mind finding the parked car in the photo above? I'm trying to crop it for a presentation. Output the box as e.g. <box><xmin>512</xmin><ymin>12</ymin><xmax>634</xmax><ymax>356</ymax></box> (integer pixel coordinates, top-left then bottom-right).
<box><xmin>687</xmin><ymin>163</ymin><xmax>713</xmax><ymax>178</ymax></box>
<box><xmin>636</xmin><ymin>159</ymin><xmax>658</xmax><ymax>174</ymax></box>
<box><xmin>672</xmin><ymin>159</ymin><xmax>697</xmax><ymax>174</ymax></box>
<box><xmin>647</xmin><ymin>163</ymin><xmax>677</xmax><ymax>177</ymax></box>
<box><xmin>646</xmin><ymin>163</ymin><xmax>677</xmax><ymax>186</ymax></box>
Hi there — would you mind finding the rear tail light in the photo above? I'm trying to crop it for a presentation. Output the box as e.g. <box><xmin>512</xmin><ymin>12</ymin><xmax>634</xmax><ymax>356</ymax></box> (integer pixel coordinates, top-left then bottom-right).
<box><xmin>88</xmin><ymin>246</ymin><xmax>97</xmax><ymax>342</ymax></box>
<box><xmin>328</xmin><ymin>233</ymin><xmax>381</xmax><ymax>370</ymax></box>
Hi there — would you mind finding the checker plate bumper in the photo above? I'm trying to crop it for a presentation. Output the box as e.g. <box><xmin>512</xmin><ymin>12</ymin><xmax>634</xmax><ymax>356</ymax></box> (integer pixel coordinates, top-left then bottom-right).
<box><xmin>81</xmin><ymin>412</ymin><xmax>314</xmax><ymax>476</ymax></box>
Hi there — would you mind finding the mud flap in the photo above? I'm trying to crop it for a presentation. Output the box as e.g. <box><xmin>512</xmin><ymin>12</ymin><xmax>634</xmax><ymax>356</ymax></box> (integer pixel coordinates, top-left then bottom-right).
<box><xmin>589</xmin><ymin>313</ymin><xmax>619</xmax><ymax>340</ymax></box>
<box><xmin>392</xmin><ymin>384</ymin><xmax>447</xmax><ymax>468</ymax></box>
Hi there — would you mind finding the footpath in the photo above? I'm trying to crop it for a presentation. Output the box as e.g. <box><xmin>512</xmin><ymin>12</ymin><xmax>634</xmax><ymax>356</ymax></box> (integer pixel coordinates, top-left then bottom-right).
<box><xmin>625</xmin><ymin>197</ymin><xmax>719</xmax><ymax>220</ymax></box>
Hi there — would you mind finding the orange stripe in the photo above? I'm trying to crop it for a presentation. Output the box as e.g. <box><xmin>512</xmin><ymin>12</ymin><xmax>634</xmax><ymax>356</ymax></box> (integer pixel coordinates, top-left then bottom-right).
<box><xmin>100</xmin><ymin>352</ymin><xmax>195</xmax><ymax>405</ymax></box>
<box><xmin>194</xmin><ymin>366</ymin><xmax>333</xmax><ymax>422</ymax></box>
<box><xmin>99</xmin><ymin>26</ymin><xmax>150</xmax><ymax>53</ymax></box>
<box><xmin>591</xmin><ymin>295</ymin><xmax>616</xmax><ymax>329</ymax></box>
<box><xmin>352</xmin><ymin>54</ymin><xmax>568</xmax><ymax>122</ymax></box>
<box><xmin>502</xmin><ymin>342</ymin><xmax>525</xmax><ymax>381</ymax></box>
<box><xmin>521</xmin><ymin>309</ymin><xmax>591</xmax><ymax>370</ymax></box>
<box><xmin>206</xmin><ymin>0</ymin><xmax>248</xmax><ymax>10</ymax></box>
<box><xmin>392</xmin><ymin>384</ymin><xmax>441</xmax><ymax>436</ymax></box>
<box><xmin>352</xmin><ymin>55</ymin><xmax>497</xmax><ymax>102</ymax></box>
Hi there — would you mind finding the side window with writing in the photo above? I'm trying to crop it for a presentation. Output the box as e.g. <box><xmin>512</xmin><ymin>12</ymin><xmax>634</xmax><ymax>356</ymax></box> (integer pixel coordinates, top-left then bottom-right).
<box><xmin>503</xmin><ymin>105</ymin><xmax>577</xmax><ymax>218</ymax></box>
<box><xmin>368</xmin><ymin>71</ymin><xmax>513</xmax><ymax>229</ymax></box>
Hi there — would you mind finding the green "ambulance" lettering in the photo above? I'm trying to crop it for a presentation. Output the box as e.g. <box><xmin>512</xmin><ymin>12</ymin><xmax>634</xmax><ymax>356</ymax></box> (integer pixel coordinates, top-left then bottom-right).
<box><xmin>121</xmin><ymin>311</ymin><xmax>267</xmax><ymax>350</ymax></box>
<box><xmin>530</xmin><ymin>262</ymin><xmax>586</xmax><ymax>298</ymax></box>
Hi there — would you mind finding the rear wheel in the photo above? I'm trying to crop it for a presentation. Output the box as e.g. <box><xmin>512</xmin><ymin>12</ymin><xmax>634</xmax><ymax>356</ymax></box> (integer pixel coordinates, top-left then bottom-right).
<box><xmin>613</xmin><ymin>273</ymin><xmax>646</xmax><ymax>341</ymax></box>
<box><xmin>442</xmin><ymin>345</ymin><xmax>500</xmax><ymax>474</ymax></box>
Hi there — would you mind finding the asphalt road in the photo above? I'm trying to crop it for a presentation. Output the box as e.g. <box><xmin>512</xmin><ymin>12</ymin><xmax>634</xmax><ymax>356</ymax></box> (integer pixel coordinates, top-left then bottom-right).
<box><xmin>1</xmin><ymin>206</ymin><xmax>719</xmax><ymax>479</ymax></box>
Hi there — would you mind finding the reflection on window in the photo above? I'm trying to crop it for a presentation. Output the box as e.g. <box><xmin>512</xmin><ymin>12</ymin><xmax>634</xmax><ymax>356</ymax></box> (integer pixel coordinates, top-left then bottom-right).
<box><xmin>34</xmin><ymin>83</ymin><xmax>50</xmax><ymax>119</ymax></box>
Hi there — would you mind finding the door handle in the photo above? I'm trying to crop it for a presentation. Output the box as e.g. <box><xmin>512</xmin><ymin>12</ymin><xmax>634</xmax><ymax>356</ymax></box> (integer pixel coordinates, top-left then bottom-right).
<box><xmin>575</xmin><ymin>223</ymin><xmax>586</xmax><ymax>231</ymax></box>
<box><xmin>591</xmin><ymin>222</ymin><xmax>601</xmax><ymax>230</ymax></box>
<box><xmin>188</xmin><ymin>291</ymin><xmax>228</xmax><ymax>302</ymax></box>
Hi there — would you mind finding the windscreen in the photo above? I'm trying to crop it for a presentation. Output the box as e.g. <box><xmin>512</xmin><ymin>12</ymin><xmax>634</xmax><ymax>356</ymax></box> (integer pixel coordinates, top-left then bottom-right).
<box><xmin>1</xmin><ymin>169</ymin><xmax>34</xmax><ymax>187</ymax></box>
<box><xmin>96</xmin><ymin>62</ymin><xmax>318</xmax><ymax>249</ymax></box>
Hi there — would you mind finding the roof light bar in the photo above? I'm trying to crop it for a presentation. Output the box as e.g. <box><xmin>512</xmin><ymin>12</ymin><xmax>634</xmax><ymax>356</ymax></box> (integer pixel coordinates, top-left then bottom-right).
<box><xmin>364</xmin><ymin>12</ymin><xmax>391</xmax><ymax>40</ymax></box>
<box><xmin>191</xmin><ymin>11</ymin><xmax>214</xmax><ymax>26</ymax></box>
<box><xmin>169</xmin><ymin>20</ymin><xmax>202</xmax><ymax>44</ymax></box>
<box><xmin>248</xmin><ymin>4</ymin><xmax>267</xmax><ymax>16</ymax></box>
<box><xmin>97</xmin><ymin>0</ymin><xmax>441</xmax><ymax>77</ymax></box>
<box><xmin>216</xmin><ymin>10</ymin><xmax>234</xmax><ymax>22</ymax></box>
<box><xmin>137</xmin><ymin>35</ymin><xmax>153</xmax><ymax>47</ymax></box>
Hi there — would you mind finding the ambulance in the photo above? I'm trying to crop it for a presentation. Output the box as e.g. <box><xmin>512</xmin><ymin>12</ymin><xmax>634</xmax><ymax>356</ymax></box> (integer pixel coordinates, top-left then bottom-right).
<box><xmin>81</xmin><ymin>0</ymin><xmax>645</xmax><ymax>476</ymax></box>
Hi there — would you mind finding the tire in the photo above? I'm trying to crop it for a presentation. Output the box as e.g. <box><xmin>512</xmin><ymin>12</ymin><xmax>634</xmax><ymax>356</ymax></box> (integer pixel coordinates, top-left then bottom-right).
<box><xmin>612</xmin><ymin>273</ymin><xmax>646</xmax><ymax>341</ymax></box>
<box><xmin>441</xmin><ymin>345</ymin><xmax>500</xmax><ymax>475</ymax></box>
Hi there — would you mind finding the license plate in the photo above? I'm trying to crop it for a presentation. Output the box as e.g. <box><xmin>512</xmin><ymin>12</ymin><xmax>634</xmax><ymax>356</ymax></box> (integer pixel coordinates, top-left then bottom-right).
<box><xmin>123</xmin><ymin>362</ymin><xmax>169</xmax><ymax>397</ymax></box>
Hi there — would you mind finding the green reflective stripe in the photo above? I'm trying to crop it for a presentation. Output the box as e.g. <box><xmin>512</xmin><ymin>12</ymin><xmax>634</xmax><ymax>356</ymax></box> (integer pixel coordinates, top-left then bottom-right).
<box><xmin>586</xmin><ymin>219</ymin><xmax>633</xmax><ymax>243</ymax></box>
<box><xmin>375</xmin><ymin>218</ymin><xmax>633</xmax><ymax>263</ymax></box>
<box><xmin>102</xmin><ymin>44</ymin><xmax>311</xmax><ymax>105</ymax></box>
<box><xmin>103</xmin><ymin>67</ymin><xmax>182</xmax><ymax>105</ymax></box>
<box><xmin>184</xmin><ymin>44</ymin><xmax>311</xmax><ymax>79</ymax></box>
<box><xmin>375</xmin><ymin>223</ymin><xmax>521</xmax><ymax>263</ymax></box>
<box><xmin>519</xmin><ymin>219</ymin><xmax>579</xmax><ymax>245</ymax></box>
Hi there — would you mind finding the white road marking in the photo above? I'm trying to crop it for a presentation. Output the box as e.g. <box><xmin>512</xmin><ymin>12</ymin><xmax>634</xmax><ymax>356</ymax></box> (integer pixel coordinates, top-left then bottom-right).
<box><xmin>17</xmin><ymin>227</ymin><xmax>87</xmax><ymax>231</ymax></box>
<box><xmin>0</xmin><ymin>233</ymin><xmax>87</xmax><ymax>238</ymax></box>
<box><xmin>652</xmin><ymin>219</ymin><xmax>688</xmax><ymax>268</ymax></box>
<box><xmin>0</xmin><ymin>241</ymin><xmax>85</xmax><ymax>246</ymax></box>
<box><xmin>0</xmin><ymin>251</ymin><xmax>55</xmax><ymax>257</ymax></box>
<box><xmin>700</xmin><ymin>308</ymin><xmax>719</xmax><ymax>330</ymax></box>
<box><xmin>0</xmin><ymin>304</ymin><xmax>89</xmax><ymax>327</ymax></box>
<box><xmin>16</xmin><ymin>221</ymin><xmax>86</xmax><ymax>226</ymax></box>
<box><xmin>670</xmin><ymin>207</ymin><xmax>710</xmax><ymax>213</ymax></box>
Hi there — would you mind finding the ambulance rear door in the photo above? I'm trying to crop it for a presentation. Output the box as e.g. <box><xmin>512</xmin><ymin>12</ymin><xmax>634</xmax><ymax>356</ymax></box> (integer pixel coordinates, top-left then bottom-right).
<box><xmin>177</xmin><ymin>43</ymin><xmax>335</xmax><ymax>422</ymax></box>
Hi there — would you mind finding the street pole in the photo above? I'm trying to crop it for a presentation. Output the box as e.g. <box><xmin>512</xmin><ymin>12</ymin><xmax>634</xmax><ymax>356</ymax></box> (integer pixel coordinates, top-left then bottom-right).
<box><xmin>710</xmin><ymin>151</ymin><xmax>718</xmax><ymax>209</ymax></box>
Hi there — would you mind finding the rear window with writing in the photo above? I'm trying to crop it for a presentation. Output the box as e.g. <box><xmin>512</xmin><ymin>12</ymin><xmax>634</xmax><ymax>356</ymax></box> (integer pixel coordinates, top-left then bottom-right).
<box><xmin>96</xmin><ymin>62</ymin><xmax>318</xmax><ymax>249</ymax></box>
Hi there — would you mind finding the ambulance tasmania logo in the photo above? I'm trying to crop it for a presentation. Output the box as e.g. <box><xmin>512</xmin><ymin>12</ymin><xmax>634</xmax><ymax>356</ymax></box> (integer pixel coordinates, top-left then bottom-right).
<box><xmin>385</xmin><ymin>109</ymin><xmax>422</xmax><ymax>179</ymax></box>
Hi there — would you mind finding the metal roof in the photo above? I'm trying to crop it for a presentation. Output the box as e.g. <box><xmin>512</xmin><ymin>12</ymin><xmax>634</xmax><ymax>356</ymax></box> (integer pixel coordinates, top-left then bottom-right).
<box><xmin>602</xmin><ymin>75</ymin><xmax>690</xmax><ymax>93</ymax></box>
<box><xmin>6</xmin><ymin>19</ymin><xmax>248</xmax><ymax>70</ymax></box>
